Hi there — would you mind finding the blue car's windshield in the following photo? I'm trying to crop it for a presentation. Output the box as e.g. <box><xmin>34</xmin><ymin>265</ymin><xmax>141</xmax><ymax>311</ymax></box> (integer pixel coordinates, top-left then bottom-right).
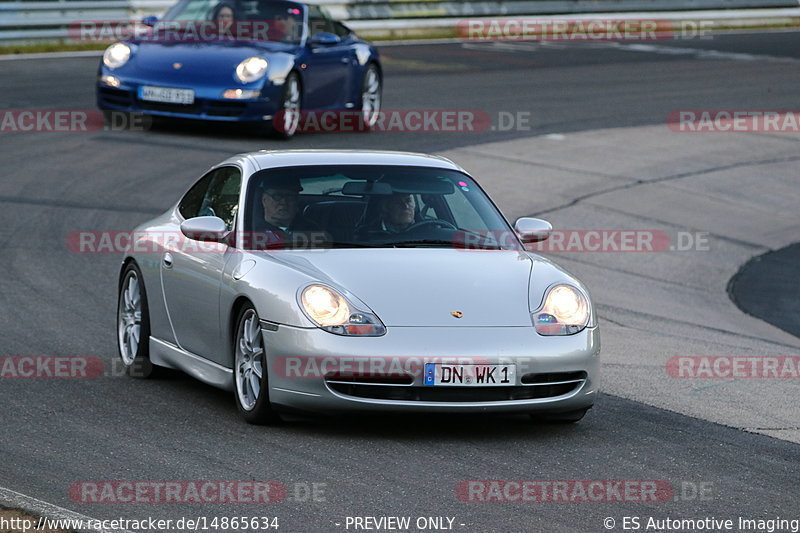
<box><xmin>162</xmin><ymin>0</ymin><xmax>304</xmax><ymax>44</ymax></box>
<box><xmin>242</xmin><ymin>165</ymin><xmax>522</xmax><ymax>251</ymax></box>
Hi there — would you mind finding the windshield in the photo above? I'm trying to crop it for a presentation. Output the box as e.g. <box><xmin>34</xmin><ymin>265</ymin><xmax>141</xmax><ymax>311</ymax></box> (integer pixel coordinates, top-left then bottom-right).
<box><xmin>162</xmin><ymin>0</ymin><xmax>304</xmax><ymax>44</ymax></box>
<box><xmin>242</xmin><ymin>165</ymin><xmax>522</xmax><ymax>251</ymax></box>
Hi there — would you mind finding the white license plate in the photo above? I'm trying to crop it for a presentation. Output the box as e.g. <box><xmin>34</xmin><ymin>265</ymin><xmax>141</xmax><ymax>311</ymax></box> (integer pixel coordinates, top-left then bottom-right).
<box><xmin>139</xmin><ymin>86</ymin><xmax>195</xmax><ymax>104</ymax></box>
<box><xmin>424</xmin><ymin>363</ymin><xmax>516</xmax><ymax>387</ymax></box>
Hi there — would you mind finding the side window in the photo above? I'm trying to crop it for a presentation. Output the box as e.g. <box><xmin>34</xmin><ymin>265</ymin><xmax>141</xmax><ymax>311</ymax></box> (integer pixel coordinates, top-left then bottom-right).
<box><xmin>179</xmin><ymin>167</ymin><xmax>242</xmax><ymax>230</ymax></box>
<box><xmin>173</xmin><ymin>0</ymin><xmax>217</xmax><ymax>20</ymax></box>
<box><xmin>179</xmin><ymin>172</ymin><xmax>214</xmax><ymax>220</ymax></box>
<box><xmin>307</xmin><ymin>5</ymin><xmax>335</xmax><ymax>34</ymax></box>
<box><xmin>200</xmin><ymin>167</ymin><xmax>242</xmax><ymax>230</ymax></box>
<box><xmin>332</xmin><ymin>21</ymin><xmax>351</xmax><ymax>38</ymax></box>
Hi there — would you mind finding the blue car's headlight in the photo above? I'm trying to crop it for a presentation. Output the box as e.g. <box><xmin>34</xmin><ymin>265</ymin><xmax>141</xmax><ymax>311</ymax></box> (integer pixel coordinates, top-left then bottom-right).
<box><xmin>103</xmin><ymin>42</ymin><xmax>132</xmax><ymax>69</ymax></box>
<box><xmin>235</xmin><ymin>57</ymin><xmax>268</xmax><ymax>83</ymax></box>
<box><xmin>300</xmin><ymin>284</ymin><xmax>386</xmax><ymax>336</ymax></box>
<box><xmin>533</xmin><ymin>284</ymin><xmax>590</xmax><ymax>336</ymax></box>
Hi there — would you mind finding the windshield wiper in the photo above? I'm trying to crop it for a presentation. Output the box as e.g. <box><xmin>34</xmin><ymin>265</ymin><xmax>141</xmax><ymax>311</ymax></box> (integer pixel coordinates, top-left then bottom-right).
<box><xmin>248</xmin><ymin>240</ymin><xmax>378</xmax><ymax>250</ymax></box>
<box><xmin>392</xmin><ymin>238</ymin><xmax>505</xmax><ymax>250</ymax></box>
<box><xmin>390</xmin><ymin>239</ymin><xmax>460</xmax><ymax>248</ymax></box>
<box><xmin>321</xmin><ymin>241</ymin><xmax>380</xmax><ymax>249</ymax></box>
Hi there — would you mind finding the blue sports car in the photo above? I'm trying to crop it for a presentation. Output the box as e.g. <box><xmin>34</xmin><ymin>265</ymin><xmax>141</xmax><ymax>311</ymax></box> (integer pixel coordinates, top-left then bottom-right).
<box><xmin>96</xmin><ymin>0</ymin><xmax>382</xmax><ymax>138</ymax></box>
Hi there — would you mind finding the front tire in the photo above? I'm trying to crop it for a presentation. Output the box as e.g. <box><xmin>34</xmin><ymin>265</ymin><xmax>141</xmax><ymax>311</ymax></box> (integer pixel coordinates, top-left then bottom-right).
<box><xmin>359</xmin><ymin>64</ymin><xmax>382</xmax><ymax>131</ymax></box>
<box><xmin>267</xmin><ymin>72</ymin><xmax>302</xmax><ymax>140</ymax></box>
<box><xmin>117</xmin><ymin>263</ymin><xmax>155</xmax><ymax>378</ymax></box>
<box><xmin>234</xmin><ymin>304</ymin><xmax>280</xmax><ymax>424</ymax></box>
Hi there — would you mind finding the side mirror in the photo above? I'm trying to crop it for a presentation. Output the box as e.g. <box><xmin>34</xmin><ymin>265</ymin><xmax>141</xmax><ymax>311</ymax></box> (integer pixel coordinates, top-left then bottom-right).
<box><xmin>514</xmin><ymin>217</ymin><xmax>552</xmax><ymax>243</ymax></box>
<box><xmin>141</xmin><ymin>15</ymin><xmax>158</xmax><ymax>27</ymax></box>
<box><xmin>180</xmin><ymin>216</ymin><xmax>229</xmax><ymax>242</ymax></box>
<box><xmin>309</xmin><ymin>32</ymin><xmax>341</xmax><ymax>47</ymax></box>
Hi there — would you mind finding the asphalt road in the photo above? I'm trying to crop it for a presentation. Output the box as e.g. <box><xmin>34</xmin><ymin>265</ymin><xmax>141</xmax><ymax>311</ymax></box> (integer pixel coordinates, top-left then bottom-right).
<box><xmin>1</xmin><ymin>31</ymin><xmax>799</xmax><ymax>532</ymax></box>
<box><xmin>731</xmin><ymin>243</ymin><xmax>800</xmax><ymax>339</ymax></box>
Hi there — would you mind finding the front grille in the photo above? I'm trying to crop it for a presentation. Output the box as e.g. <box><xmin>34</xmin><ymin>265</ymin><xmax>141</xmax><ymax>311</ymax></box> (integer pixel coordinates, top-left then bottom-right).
<box><xmin>137</xmin><ymin>99</ymin><xmax>201</xmax><ymax>114</ymax></box>
<box><xmin>326</xmin><ymin>373</ymin><xmax>414</xmax><ymax>386</ymax></box>
<box><xmin>98</xmin><ymin>87</ymin><xmax>133</xmax><ymax>107</ymax></box>
<box><xmin>521</xmin><ymin>371</ymin><xmax>587</xmax><ymax>385</ymax></box>
<box><xmin>327</xmin><ymin>381</ymin><xmax>583</xmax><ymax>402</ymax></box>
<box><xmin>207</xmin><ymin>101</ymin><xmax>248</xmax><ymax>117</ymax></box>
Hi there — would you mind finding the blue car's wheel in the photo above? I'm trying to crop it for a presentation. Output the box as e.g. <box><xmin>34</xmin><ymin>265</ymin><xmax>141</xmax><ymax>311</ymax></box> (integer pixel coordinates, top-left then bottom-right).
<box><xmin>268</xmin><ymin>72</ymin><xmax>302</xmax><ymax>140</ymax></box>
<box><xmin>359</xmin><ymin>64</ymin><xmax>381</xmax><ymax>131</ymax></box>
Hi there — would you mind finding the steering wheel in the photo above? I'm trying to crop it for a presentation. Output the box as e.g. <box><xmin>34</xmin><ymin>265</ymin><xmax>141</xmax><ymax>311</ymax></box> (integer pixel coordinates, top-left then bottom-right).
<box><xmin>404</xmin><ymin>219</ymin><xmax>457</xmax><ymax>232</ymax></box>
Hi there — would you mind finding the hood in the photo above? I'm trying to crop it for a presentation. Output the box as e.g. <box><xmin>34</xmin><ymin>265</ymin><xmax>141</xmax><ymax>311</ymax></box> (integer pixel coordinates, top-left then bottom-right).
<box><xmin>270</xmin><ymin>249</ymin><xmax>536</xmax><ymax>327</ymax></box>
<box><xmin>124</xmin><ymin>40</ymin><xmax>295</xmax><ymax>84</ymax></box>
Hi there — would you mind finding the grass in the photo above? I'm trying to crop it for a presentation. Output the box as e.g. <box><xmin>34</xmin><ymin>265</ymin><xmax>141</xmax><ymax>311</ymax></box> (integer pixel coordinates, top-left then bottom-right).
<box><xmin>0</xmin><ymin>42</ymin><xmax>108</xmax><ymax>55</ymax></box>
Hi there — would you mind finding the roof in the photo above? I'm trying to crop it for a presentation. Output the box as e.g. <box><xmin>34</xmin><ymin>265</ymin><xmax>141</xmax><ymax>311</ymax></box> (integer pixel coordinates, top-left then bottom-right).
<box><xmin>243</xmin><ymin>149</ymin><xmax>464</xmax><ymax>172</ymax></box>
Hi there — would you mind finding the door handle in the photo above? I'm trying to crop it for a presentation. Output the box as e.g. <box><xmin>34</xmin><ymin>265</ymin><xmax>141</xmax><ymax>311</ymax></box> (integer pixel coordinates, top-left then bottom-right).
<box><xmin>340</xmin><ymin>56</ymin><xmax>350</xmax><ymax>64</ymax></box>
<box><xmin>163</xmin><ymin>252</ymin><xmax>173</xmax><ymax>269</ymax></box>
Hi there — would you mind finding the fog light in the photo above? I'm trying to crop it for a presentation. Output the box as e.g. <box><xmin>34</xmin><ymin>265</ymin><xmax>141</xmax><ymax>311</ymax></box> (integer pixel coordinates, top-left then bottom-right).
<box><xmin>222</xmin><ymin>89</ymin><xmax>260</xmax><ymax>99</ymax></box>
<box><xmin>100</xmin><ymin>75</ymin><xmax>120</xmax><ymax>88</ymax></box>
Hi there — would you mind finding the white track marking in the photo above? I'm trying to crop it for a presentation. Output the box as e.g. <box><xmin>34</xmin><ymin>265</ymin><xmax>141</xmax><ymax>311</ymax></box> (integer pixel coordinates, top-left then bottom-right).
<box><xmin>0</xmin><ymin>486</ymin><xmax>132</xmax><ymax>533</ymax></box>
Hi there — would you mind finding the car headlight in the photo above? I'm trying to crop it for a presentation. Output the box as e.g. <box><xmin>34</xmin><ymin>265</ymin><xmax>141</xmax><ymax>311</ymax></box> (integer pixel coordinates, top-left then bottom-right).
<box><xmin>235</xmin><ymin>57</ymin><xmax>268</xmax><ymax>83</ymax></box>
<box><xmin>300</xmin><ymin>284</ymin><xmax>386</xmax><ymax>336</ymax></box>
<box><xmin>103</xmin><ymin>42</ymin><xmax>132</xmax><ymax>69</ymax></box>
<box><xmin>533</xmin><ymin>284</ymin><xmax>590</xmax><ymax>336</ymax></box>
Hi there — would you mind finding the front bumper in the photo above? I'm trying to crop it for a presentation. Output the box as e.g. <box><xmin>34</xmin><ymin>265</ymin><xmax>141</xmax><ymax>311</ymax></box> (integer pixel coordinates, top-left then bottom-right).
<box><xmin>96</xmin><ymin>77</ymin><xmax>281</xmax><ymax>122</ymax></box>
<box><xmin>262</xmin><ymin>324</ymin><xmax>600</xmax><ymax>414</ymax></box>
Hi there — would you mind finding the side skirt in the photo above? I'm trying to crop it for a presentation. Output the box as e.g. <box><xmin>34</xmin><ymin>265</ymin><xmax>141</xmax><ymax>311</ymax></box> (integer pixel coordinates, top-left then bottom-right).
<box><xmin>150</xmin><ymin>337</ymin><xmax>234</xmax><ymax>391</ymax></box>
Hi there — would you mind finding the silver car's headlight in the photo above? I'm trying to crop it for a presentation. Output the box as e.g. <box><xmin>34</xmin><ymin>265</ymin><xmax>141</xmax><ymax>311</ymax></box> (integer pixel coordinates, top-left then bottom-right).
<box><xmin>103</xmin><ymin>42</ymin><xmax>132</xmax><ymax>69</ymax></box>
<box><xmin>300</xmin><ymin>284</ymin><xmax>386</xmax><ymax>336</ymax></box>
<box><xmin>235</xmin><ymin>57</ymin><xmax>268</xmax><ymax>83</ymax></box>
<box><xmin>533</xmin><ymin>284</ymin><xmax>590</xmax><ymax>336</ymax></box>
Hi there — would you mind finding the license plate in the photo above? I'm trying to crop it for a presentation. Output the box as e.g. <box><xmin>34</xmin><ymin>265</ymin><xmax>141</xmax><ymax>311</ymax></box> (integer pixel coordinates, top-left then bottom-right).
<box><xmin>424</xmin><ymin>363</ymin><xmax>516</xmax><ymax>386</ymax></box>
<box><xmin>139</xmin><ymin>86</ymin><xmax>195</xmax><ymax>104</ymax></box>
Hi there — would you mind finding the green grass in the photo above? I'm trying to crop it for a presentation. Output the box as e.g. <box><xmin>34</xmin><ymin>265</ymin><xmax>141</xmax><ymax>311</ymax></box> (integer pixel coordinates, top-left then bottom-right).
<box><xmin>0</xmin><ymin>41</ymin><xmax>108</xmax><ymax>55</ymax></box>
<box><xmin>363</xmin><ymin>28</ymin><xmax>458</xmax><ymax>41</ymax></box>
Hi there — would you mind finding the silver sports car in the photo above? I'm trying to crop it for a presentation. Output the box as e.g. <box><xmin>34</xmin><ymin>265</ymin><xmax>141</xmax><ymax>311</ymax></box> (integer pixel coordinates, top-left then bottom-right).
<box><xmin>117</xmin><ymin>150</ymin><xmax>599</xmax><ymax>424</ymax></box>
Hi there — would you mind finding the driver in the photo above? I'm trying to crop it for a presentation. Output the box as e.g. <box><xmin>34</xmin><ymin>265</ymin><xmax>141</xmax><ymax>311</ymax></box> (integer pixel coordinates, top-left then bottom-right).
<box><xmin>354</xmin><ymin>193</ymin><xmax>418</xmax><ymax>241</ymax></box>
<box><xmin>268</xmin><ymin>10</ymin><xmax>298</xmax><ymax>42</ymax></box>
<box><xmin>379</xmin><ymin>193</ymin><xmax>415</xmax><ymax>233</ymax></box>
